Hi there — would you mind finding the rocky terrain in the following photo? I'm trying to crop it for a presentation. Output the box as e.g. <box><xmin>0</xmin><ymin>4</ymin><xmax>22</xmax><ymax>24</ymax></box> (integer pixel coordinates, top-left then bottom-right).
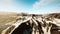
<box><xmin>0</xmin><ymin>12</ymin><xmax>60</xmax><ymax>34</ymax></box>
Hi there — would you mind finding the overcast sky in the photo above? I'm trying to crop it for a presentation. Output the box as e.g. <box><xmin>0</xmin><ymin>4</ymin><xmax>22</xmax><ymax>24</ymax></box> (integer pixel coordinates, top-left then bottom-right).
<box><xmin>0</xmin><ymin>0</ymin><xmax>60</xmax><ymax>14</ymax></box>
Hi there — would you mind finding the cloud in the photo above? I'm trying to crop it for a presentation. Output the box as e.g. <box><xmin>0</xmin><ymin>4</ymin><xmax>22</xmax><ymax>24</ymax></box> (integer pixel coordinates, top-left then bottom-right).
<box><xmin>2</xmin><ymin>0</ymin><xmax>12</xmax><ymax>1</ymax></box>
<box><xmin>0</xmin><ymin>0</ymin><xmax>19</xmax><ymax>12</ymax></box>
<box><xmin>0</xmin><ymin>0</ymin><xmax>28</xmax><ymax>13</ymax></box>
<box><xmin>0</xmin><ymin>0</ymin><xmax>13</xmax><ymax>2</ymax></box>
<box><xmin>29</xmin><ymin>0</ymin><xmax>60</xmax><ymax>14</ymax></box>
<box><xmin>33</xmin><ymin>0</ymin><xmax>55</xmax><ymax>9</ymax></box>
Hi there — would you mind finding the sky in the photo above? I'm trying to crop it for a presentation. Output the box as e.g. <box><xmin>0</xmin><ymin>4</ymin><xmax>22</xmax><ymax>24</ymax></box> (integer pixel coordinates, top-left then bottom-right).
<box><xmin>0</xmin><ymin>0</ymin><xmax>60</xmax><ymax>14</ymax></box>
